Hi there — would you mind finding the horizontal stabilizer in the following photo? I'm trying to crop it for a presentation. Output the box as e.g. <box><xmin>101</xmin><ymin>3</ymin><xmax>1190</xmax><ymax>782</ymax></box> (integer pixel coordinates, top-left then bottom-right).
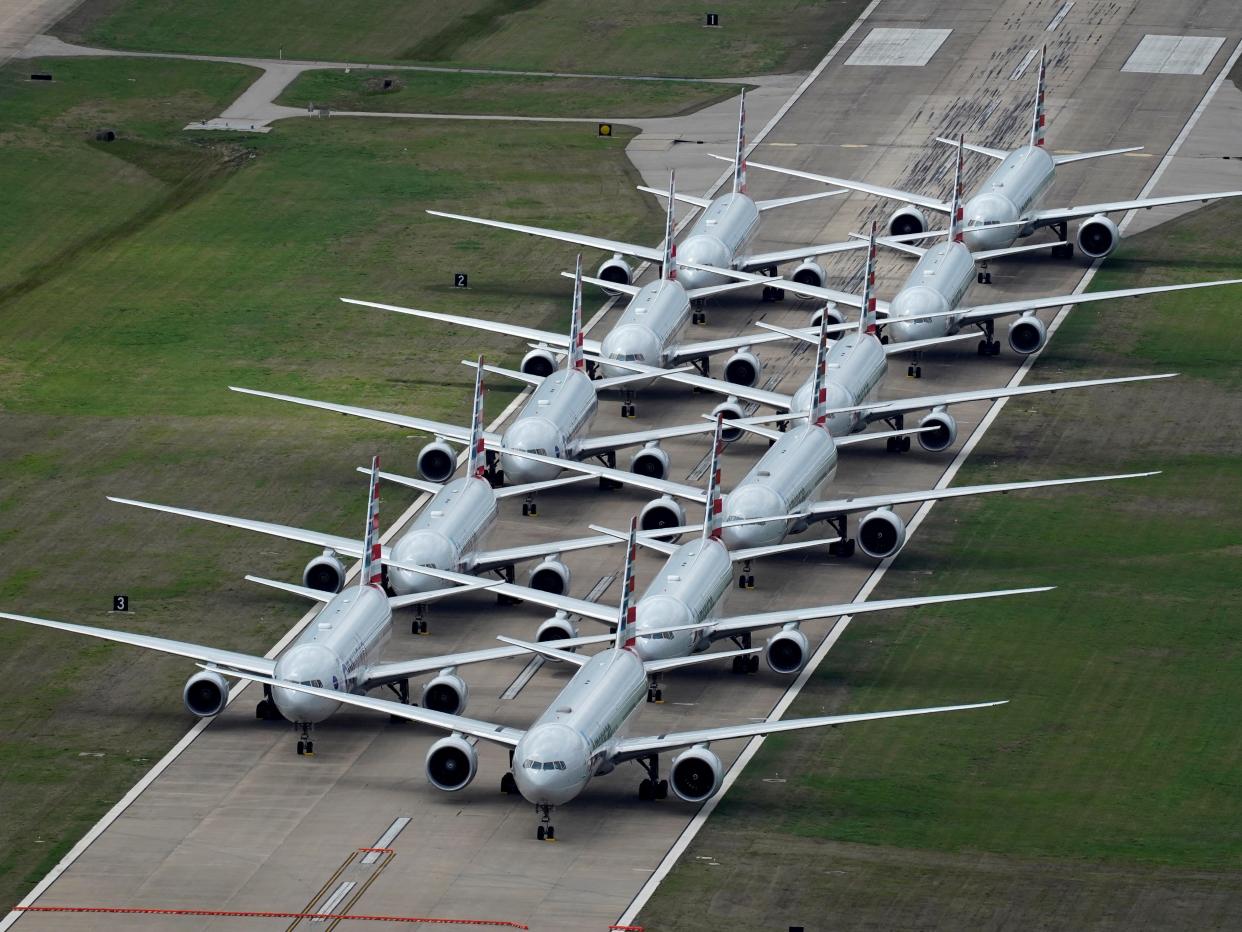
<box><xmin>636</xmin><ymin>185</ymin><xmax>713</xmax><ymax>209</ymax></box>
<box><xmin>1051</xmin><ymin>145</ymin><xmax>1144</xmax><ymax>165</ymax></box>
<box><xmin>932</xmin><ymin>136</ymin><xmax>1009</xmax><ymax>160</ymax></box>
<box><xmin>495</xmin><ymin>634</ymin><xmax>590</xmax><ymax>667</ymax></box>
<box><xmin>244</xmin><ymin>575</ymin><xmax>335</xmax><ymax>603</ymax></box>
<box><xmin>755</xmin><ymin>190</ymin><xmax>845</xmax><ymax>212</ymax></box>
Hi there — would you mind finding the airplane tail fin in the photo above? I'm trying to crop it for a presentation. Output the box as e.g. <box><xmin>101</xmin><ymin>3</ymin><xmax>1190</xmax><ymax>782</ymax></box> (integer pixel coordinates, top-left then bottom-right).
<box><xmin>661</xmin><ymin>170</ymin><xmax>678</xmax><ymax>281</ymax></box>
<box><xmin>702</xmin><ymin>414</ymin><xmax>726</xmax><ymax>542</ymax></box>
<box><xmin>948</xmin><ymin>135</ymin><xmax>965</xmax><ymax>243</ymax></box>
<box><xmin>361</xmin><ymin>455</ymin><xmax>383</xmax><ymax>589</ymax></box>
<box><xmin>857</xmin><ymin>221</ymin><xmax>879</xmax><ymax>339</ymax></box>
<box><xmin>616</xmin><ymin>515</ymin><xmax>639</xmax><ymax>651</ymax></box>
<box><xmin>733</xmin><ymin>89</ymin><xmax>747</xmax><ymax>195</ymax></box>
<box><xmin>467</xmin><ymin>356</ymin><xmax>487</xmax><ymax>480</ymax></box>
<box><xmin>567</xmin><ymin>254</ymin><xmax>586</xmax><ymax>373</ymax></box>
<box><xmin>810</xmin><ymin>283</ymin><xmax>839</xmax><ymax>427</ymax></box>
<box><xmin>1030</xmin><ymin>45</ymin><xmax>1047</xmax><ymax>147</ymax></box>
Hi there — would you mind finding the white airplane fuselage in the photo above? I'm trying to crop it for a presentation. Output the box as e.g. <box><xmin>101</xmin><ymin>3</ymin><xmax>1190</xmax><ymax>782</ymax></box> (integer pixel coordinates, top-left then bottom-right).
<box><xmin>884</xmin><ymin>240</ymin><xmax>978</xmax><ymax>344</ymax></box>
<box><xmin>497</xmin><ymin>368</ymin><xmax>598</xmax><ymax>484</ymax></box>
<box><xmin>632</xmin><ymin>536</ymin><xmax>734</xmax><ymax>661</ymax></box>
<box><xmin>388</xmin><ymin>475</ymin><xmax>498</xmax><ymax>595</ymax></box>
<box><xmin>599</xmin><ymin>279</ymin><xmax>691</xmax><ymax>381</ymax></box>
<box><xmin>961</xmin><ymin>145</ymin><xmax>1056</xmax><ymax>252</ymax></box>
<box><xmin>512</xmin><ymin>647</ymin><xmax>649</xmax><ymax>806</ymax></box>
<box><xmin>786</xmin><ymin>332</ymin><xmax>888</xmax><ymax>435</ymax></box>
<box><xmin>270</xmin><ymin>582</ymin><xmax>392</xmax><ymax>724</ymax></box>
<box><xmin>675</xmin><ymin>192</ymin><xmax>762</xmax><ymax>292</ymax></box>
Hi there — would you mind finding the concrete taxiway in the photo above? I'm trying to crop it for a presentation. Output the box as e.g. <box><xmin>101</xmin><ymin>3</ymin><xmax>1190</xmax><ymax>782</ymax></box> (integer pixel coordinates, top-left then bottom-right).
<box><xmin>7</xmin><ymin>1</ymin><xmax>1242</xmax><ymax>929</ymax></box>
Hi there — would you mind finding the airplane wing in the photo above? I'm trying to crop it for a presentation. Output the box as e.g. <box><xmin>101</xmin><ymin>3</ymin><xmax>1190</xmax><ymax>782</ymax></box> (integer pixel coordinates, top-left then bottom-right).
<box><xmin>339</xmin><ymin>298</ymin><xmax>603</xmax><ymax>355</ymax></box>
<box><xmin>574</xmin><ymin>420</ymin><xmax>728</xmax><ymax>459</ymax></box>
<box><xmin>230</xmin><ymin>387</ymin><xmax>485</xmax><ymax>443</ymax></box>
<box><xmin>1028</xmin><ymin>190</ymin><xmax>1242</xmax><ymax>227</ymax></box>
<box><xmin>724</xmin><ymin>154</ymin><xmax>951</xmax><ymax>213</ymax></box>
<box><xmin>467</xmin><ymin>532</ymin><xmax>628</xmax><ymax>574</ymax></box>
<box><xmin>668</xmin><ymin>322</ymin><xmax>849</xmax><ymax>368</ymax></box>
<box><xmin>426</xmin><ymin>209</ymin><xmax>664</xmax><ymax>263</ymax></box>
<box><xmin>709</xmin><ymin>585</ymin><xmax>1052</xmax><ymax>639</ymax></box>
<box><xmin>229</xmin><ymin>671</ymin><xmax>526</xmax><ymax>747</ymax></box>
<box><xmin>646</xmin><ymin>369</ymin><xmax>793</xmax><ymax>410</ymax></box>
<box><xmin>0</xmin><ymin>611</ymin><xmax>276</xmax><ymax>677</ymax></box>
<box><xmin>678</xmin><ymin>261</ymin><xmax>867</xmax><ymax>310</ymax></box>
<box><xmin>956</xmin><ymin>278</ymin><xmax>1242</xmax><ymax>325</ymax></box>
<box><xmin>827</xmin><ymin>373</ymin><xmax>1177</xmax><ymax>424</ymax></box>
<box><xmin>740</xmin><ymin>237</ymin><xmax>872</xmax><ymax>270</ymax></box>
<box><xmin>498</xmin><ymin>447</ymin><xmax>706</xmax><ymax>502</ymax></box>
<box><xmin>610</xmin><ymin>700</ymin><xmax>1005</xmax><ymax>761</ymax></box>
<box><xmin>804</xmin><ymin>471</ymin><xmax>1157</xmax><ymax>522</ymax></box>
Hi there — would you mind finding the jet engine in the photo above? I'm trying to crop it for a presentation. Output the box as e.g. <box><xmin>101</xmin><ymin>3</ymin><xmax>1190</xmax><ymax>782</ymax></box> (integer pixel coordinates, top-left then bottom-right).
<box><xmin>183</xmin><ymin>669</ymin><xmax>230</xmax><ymax>718</ymax></box>
<box><xmin>1007</xmin><ymin>313</ymin><xmax>1047</xmax><ymax>355</ymax></box>
<box><xmin>711</xmin><ymin>399</ymin><xmax>745</xmax><ymax>443</ymax></box>
<box><xmin>417</xmin><ymin>439</ymin><xmax>457</xmax><ymax>483</ymax></box>
<box><xmin>303</xmin><ymin>551</ymin><xmax>346</xmax><ymax>593</ymax></box>
<box><xmin>597</xmin><ymin>254</ymin><xmax>634</xmax><ymax>290</ymax></box>
<box><xmin>520</xmin><ymin>346</ymin><xmax>558</xmax><ymax>378</ymax></box>
<box><xmin>630</xmin><ymin>442</ymin><xmax>671</xmax><ymax>480</ymax></box>
<box><xmin>537</xmin><ymin>612</ymin><xmax>579</xmax><ymax>647</ymax></box>
<box><xmin>888</xmin><ymin>205</ymin><xmax>927</xmax><ymax>238</ymax></box>
<box><xmin>765</xmin><ymin>626</ymin><xmax>810</xmax><ymax>675</ymax></box>
<box><xmin>528</xmin><ymin>557</ymin><xmax>571</xmax><ymax>595</ymax></box>
<box><xmin>916</xmin><ymin>410</ymin><xmax>958</xmax><ymax>453</ymax></box>
<box><xmin>1076</xmin><ymin>214</ymin><xmax>1119</xmax><ymax>259</ymax></box>
<box><xmin>639</xmin><ymin>495</ymin><xmax>686</xmax><ymax>536</ymax></box>
<box><xmin>421</xmin><ymin>671</ymin><xmax>468</xmax><ymax>715</ymax></box>
<box><xmin>425</xmin><ymin>734</ymin><xmax>478</xmax><ymax>791</ymax></box>
<box><xmin>723</xmin><ymin>349</ymin><xmax>761</xmax><ymax>387</ymax></box>
<box><xmin>791</xmin><ymin>259</ymin><xmax>827</xmax><ymax>288</ymax></box>
<box><xmin>810</xmin><ymin>302</ymin><xmax>846</xmax><ymax>329</ymax></box>
<box><xmin>857</xmin><ymin>508</ymin><xmax>907</xmax><ymax>559</ymax></box>
<box><xmin>670</xmin><ymin>746</ymin><xmax>724</xmax><ymax>802</ymax></box>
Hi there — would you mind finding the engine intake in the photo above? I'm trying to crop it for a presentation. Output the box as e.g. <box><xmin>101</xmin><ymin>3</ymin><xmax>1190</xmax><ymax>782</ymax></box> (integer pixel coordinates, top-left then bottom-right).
<box><xmin>597</xmin><ymin>255</ymin><xmax>634</xmax><ymax>292</ymax></box>
<box><xmin>888</xmin><ymin>206</ymin><xmax>927</xmax><ymax>238</ymax></box>
<box><xmin>811</xmin><ymin>302</ymin><xmax>845</xmax><ymax>330</ymax></box>
<box><xmin>857</xmin><ymin>509</ymin><xmax>907</xmax><ymax>559</ymax></box>
<box><xmin>765</xmin><ymin>627</ymin><xmax>809</xmax><ymax>675</ymax></box>
<box><xmin>528</xmin><ymin>557</ymin><xmax>570</xmax><ymax>595</ymax></box>
<box><xmin>537</xmin><ymin>613</ymin><xmax>579</xmax><ymax>650</ymax></box>
<box><xmin>724</xmin><ymin>350</ymin><xmax>761</xmax><ymax>388</ymax></box>
<box><xmin>630</xmin><ymin>443</ymin><xmax>670</xmax><ymax>480</ymax></box>
<box><xmin>1007</xmin><ymin>314</ymin><xmax>1047</xmax><ymax>355</ymax></box>
<box><xmin>1076</xmin><ymin>214</ymin><xmax>1119</xmax><ymax>259</ymax></box>
<box><xmin>670</xmin><ymin>746</ymin><xmax>724</xmax><ymax>802</ymax></box>
<box><xmin>520</xmin><ymin>346</ymin><xmax>557</xmax><ymax>379</ymax></box>
<box><xmin>303</xmin><ymin>551</ymin><xmax>345</xmax><ymax>593</ymax></box>
<box><xmin>183</xmin><ymin>669</ymin><xmax>229</xmax><ymax>718</ymax></box>
<box><xmin>639</xmin><ymin>496</ymin><xmax>685</xmax><ymax>539</ymax></box>
<box><xmin>418</xmin><ymin>439</ymin><xmax>457</xmax><ymax>483</ymax></box>
<box><xmin>917</xmin><ymin>410</ymin><xmax>958</xmax><ymax>453</ymax></box>
<box><xmin>711</xmin><ymin>400</ymin><xmax>745</xmax><ymax>443</ymax></box>
<box><xmin>421</xmin><ymin>671</ymin><xmax>468</xmax><ymax>715</ymax></box>
<box><xmin>791</xmin><ymin>259</ymin><xmax>826</xmax><ymax>288</ymax></box>
<box><xmin>426</xmin><ymin>734</ymin><xmax>478</xmax><ymax>791</ymax></box>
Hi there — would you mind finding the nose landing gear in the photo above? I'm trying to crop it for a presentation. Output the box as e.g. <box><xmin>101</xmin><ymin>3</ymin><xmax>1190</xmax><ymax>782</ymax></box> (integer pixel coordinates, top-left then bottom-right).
<box><xmin>295</xmin><ymin>723</ymin><xmax>314</xmax><ymax>756</ymax></box>
<box><xmin>535</xmin><ymin>804</ymin><xmax>556</xmax><ymax>841</ymax></box>
<box><xmin>521</xmin><ymin>495</ymin><xmax>538</xmax><ymax>517</ymax></box>
<box><xmin>411</xmin><ymin>606</ymin><xmax>429</xmax><ymax>635</ymax></box>
<box><xmin>736</xmin><ymin>559</ymin><xmax>754</xmax><ymax>589</ymax></box>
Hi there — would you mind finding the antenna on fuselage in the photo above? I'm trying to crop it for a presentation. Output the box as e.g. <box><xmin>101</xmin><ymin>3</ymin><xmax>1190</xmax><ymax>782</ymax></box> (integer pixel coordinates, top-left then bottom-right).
<box><xmin>467</xmin><ymin>356</ymin><xmax>487</xmax><ymax>481</ymax></box>
<box><xmin>615</xmin><ymin>515</ymin><xmax>639</xmax><ymax>651</ymax></box>
<box><xmin>733</xmin><ymin>89</ymin><xmax>747</xmax><ymax>195</ymax></box>
<box><xmin>567</xmin><ymin>254</ymin><xmax>585</xmax><ymax>373</ymax></box>
<box><xmin>360</xmin><ymin>454</ymin><xmax>383</xmax><ymax>589</ymax></box>
<box><xmin>1030</xmin><ymin>45</ymin><xmax>1047</xmax><ymax>147</ymax></box>
<box><xmin>949</xmin><ymin>135</ymin><xmax>965</xmax><ymax>244</ymax></box>
<box><xmin>661</xmin><ymin>170</ymin><xmax>678</xmax><ymax>281</ymax></box>
<box><xmin>702</xmin><ymin>414</ymin><xmax>726</xmax><ymax>542</ymax></box>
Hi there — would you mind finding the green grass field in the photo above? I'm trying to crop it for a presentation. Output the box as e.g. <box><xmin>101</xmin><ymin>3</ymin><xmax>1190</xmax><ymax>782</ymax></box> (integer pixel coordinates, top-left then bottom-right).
<box><xmin>636</xmin><ymin>202</ymin><xmax>1242</xmax><ymax>929</ymax></box>
<box><xmin>276</xmin><ymin>69</ymin><xmax>740</xmax><ymax>118</ymax></box>
<box><xmin>0</xmin><ymin>54</ymin><xmax>664</xmax><ymax>909</ymax></box>
<box><xmin>57</xmin><ymin>0</ymin><xmax>869</xmax><ymax>77</ymax></box>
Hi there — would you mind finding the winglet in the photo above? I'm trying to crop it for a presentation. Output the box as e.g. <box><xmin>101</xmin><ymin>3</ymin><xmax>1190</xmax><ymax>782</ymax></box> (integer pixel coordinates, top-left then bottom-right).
<box><xmin>1031</xmin><ymin>45</ymin><xmax>1047</xmax><ymax>147</ymax></box>
<box><xmin>733</xmin><ymin>89</ymin><xmax>747</xmax><ymax>195</ymax></box>
<box><xmin>468</xmin><ymin>357</ymin><xmax>487</xmax><ymax>480</ymax></box>
<box><xmin>662</xmin><ymin>170</ymin><xmax>678</xmax><ymax>281</ymax></box>
<box><xmin>703</xmin><ymin>414</ymin><xmax>726</xmax><ymax>541</ymax></box>
<box><xmin>858</xmin><ymin>220</ymin><xmax>879</xmax><ymax>338</ymax></box>
<box><xmin>616</xmin><ymin>515</ymin><xmax>639</xmax><ymax>651</ymax></box>
<box><xmin>568</xmin><ymin>254</ymin><xmax>586</xmax><ymax>372</ymax></box>
<box><xmin>949</xmin><ymin>136</ymin><xmax>965</xmax><ymax>244</ymax></box>
<box><xmin>361</xmin><ymin>455</ymin><xmax>383</xmax><ymax>589</ymax></box>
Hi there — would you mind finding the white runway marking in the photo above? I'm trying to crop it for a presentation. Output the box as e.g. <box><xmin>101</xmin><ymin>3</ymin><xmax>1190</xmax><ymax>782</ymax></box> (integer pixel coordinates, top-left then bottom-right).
<box><xmin>312</xmin><ymin>881</ymin><xmax>356</xmax><ymax>920</ymax></box>
<box><xmin>1123</xmin><ymin>35</ymin><xmax>1225</xmax><ymax>75</ymax></box>
<box><xmin>361</xmin><ymin>817</ymin><xmax>411</xmax><ymax>864</ymax></box>
<box><xmin>1046</xmin><ymin>1</ymin><xmax>1074</xmax><ymax>33</ymax></box>
<box><xmin>846</xmin><ymin>28</ymin><xmax>952</xmax><ymax>67</ymax></box>
<box><xmin>1010</xmin><ymin>48</ymin><xmax>1038</xmax><ymax>81</ymax></box>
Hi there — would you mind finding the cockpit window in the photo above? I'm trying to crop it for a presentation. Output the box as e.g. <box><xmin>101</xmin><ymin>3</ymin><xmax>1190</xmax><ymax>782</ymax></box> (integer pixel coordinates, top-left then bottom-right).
<box><xmin>522</xmin><ymin>759</ymin><xmax>566</xmax><ymax>770</ymax></box>
<box><xmin>298</xmin><ymin>679</ymin><xmax>324</xmax><ymax>687</ymax></box>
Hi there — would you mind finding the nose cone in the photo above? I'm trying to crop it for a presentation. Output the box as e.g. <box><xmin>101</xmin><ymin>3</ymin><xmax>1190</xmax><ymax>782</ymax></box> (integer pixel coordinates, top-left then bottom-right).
<box><xmin>961</xmin><ymin>194</ymin><xmax>1018</xmax><ymax>252</ymax></box>
<box><xmin>500</xmin><ymin>418</ymin><xmax>562</xmax><ymax>484</ymax></box>
<box><xmin>675</xmin><ymin>236</ymin><xmax>730</xmax><ymax>292</ymax></box>
<box><xmin>633</xmin><ymin>597</ymin><xmax>694</xmax><ymax>661</ymax></box>
<box><xmin>887</xmin><ymin>287</ymin><xmax>948</xmax><ymax>344</ymax></box>
<box><xmin>600</xmin><ymin>325</ymin><xmax>661</xmax><ymax>381</ymax></box>
<box><xmin>789</xmin><ymin>380</ymin><xmax>851</xmax><ymax>435</ymax></box>
<box><xmin>388</xmin><ymin>531</ymin><xmax>455</xmax><ymax>595</ymax></box>
<box><xmin>721</xmin><ymin>485</ymin><xmax>787</xmax><ymax>551</ymax></box>
<box><xmin>273</xmin><ymin>645</ymin><xmax>342</xmax><ymax>724</ymax></box>
<box><xmin>513</xmin><ymin>725</ymin><xmax>589</xmax><ymax>806</ymax></box>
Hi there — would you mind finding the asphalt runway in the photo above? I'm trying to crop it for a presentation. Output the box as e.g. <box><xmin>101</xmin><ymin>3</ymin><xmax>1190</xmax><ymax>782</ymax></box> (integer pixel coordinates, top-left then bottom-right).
<box><xmin>8</xmin><ymin>1</ymin><xmax>1242</xmax><ymax>929</ymax></box>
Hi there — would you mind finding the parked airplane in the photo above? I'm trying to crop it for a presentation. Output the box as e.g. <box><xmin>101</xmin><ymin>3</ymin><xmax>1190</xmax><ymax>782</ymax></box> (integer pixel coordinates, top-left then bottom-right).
<box><xmin>736</xmin><ymin>46</ymin><xmax>1242</xmax><ymax>266</ymax></box>
<box><xmin>228</xmin><ymin>517</ymin><xmax>1011</xmax><ymax>839</ymax></box>
<box><xmin>0</xmin><ymin>460</ymin><xmax>618</xmax><ymax>755</ymax></box>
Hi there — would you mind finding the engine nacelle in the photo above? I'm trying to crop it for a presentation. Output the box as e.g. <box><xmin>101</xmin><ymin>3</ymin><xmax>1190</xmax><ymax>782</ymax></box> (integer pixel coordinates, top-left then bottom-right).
<box><xmin>183</xmin><ymin>669</ymin><xmax>229</xmax><ymax>718</ymax></box>
<box><xmin>639</xmin><ymin>495</ymin><xmax>686</xmax><ymax>537</ymax></box>
<box><xmin>421</xmin><ymin>671</ymin><xmax>468</xmax><ymax>716</ymax></box>
<box><xmin>520</xmin><ymin>346</ymin><xmax>558</xmax><ymax>379</ymax></box>
<box><xmin>670</xmin><ymin>746</ymin><xmax>724</xmax><ymax>802</ymax></box>
<box><xmin>596</xmin><ymin>254</ymin><xmax>634</xmax><ymax>292</ymax></box>
<box><xmin>765</xmin><ymin>626</ymin><xmax>810</xmax><ymax>675</ymax></box>
<box><xmin>303</xmin><ymin>551</ymin><xmax>346</xmax><ymax>593</ymax></box>
<box><xmin>810</xmin><ymin>302</ymin><xmax>846</xmax><ymax>329</ymax></box>
<box><xmin>1076</xmin><ymin>214</ymin><xmax>1119</xmax><ymax>259</ymax></box>
<box><xmin>857</xmin><ymin>508</ymin><xmax>908</xmax><ymax>559</ymax></box>
<box><xmin>888</xmin><ymin>205</ymin><xmax>927</xmax><ymax>238</ymax></box>
<box><xmin>711</xmin><ymin>399</ymin><xmax>745</xmax><ymax>443</ymax></box>
<box><xmin>1007</xmin><ymin>313</ymin><xmax>1047</xmax><ymax>355</ymax></box>
<box><xmin>425</xmin><ymin>734</ymin><xmax>478</xmax><ymax>791</ymax></box>
<box><xmin>537</xmin><ymin>612</ymin><xmax>579</xmax><ymax>648</ymax></box>
<box><xmin>528</xmin><ymin>557</ymin><xmax>571</xmax><ymax>595</ymax></box>
<box><xmin>630</xmin><ymin>442</ymin><xmax>671</xmax><ymax>480</ymax></box>
<box><xmin>917</xmin><ymin>410</ymin><xmax>958</xmax><ymax>453</ymax></box>
<box><xmin>418</xmin><ymin>439</ymin><xmax>457</xmax><ymax>483</ymax></box>
<box><xmin>724</xmin><ymin>350</ymin><xmax>761</xmax><ymax>388</ymax></box>
<box><xmin>790</xmin><ymin>259</ymin><xmax>827</xmax><ymax>288</ymax></box>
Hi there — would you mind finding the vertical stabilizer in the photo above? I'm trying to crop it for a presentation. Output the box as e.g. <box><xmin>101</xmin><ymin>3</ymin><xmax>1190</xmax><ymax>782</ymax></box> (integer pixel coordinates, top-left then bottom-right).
<box><xmin>857</xmin><ymin>221</ymin><xmax>879</xmax><ymax>339</ymax></box>
<box><xmin>567</xmin><ymin>254</ymin><xmax>586</xmax><ymax>373</ymax></box>
<box><xmin>361</xmin><ymin>455</ymin><xmax>383</xmax><ymax>589</ymax></box>
<box><xmin>467</xmin><ymin>356</ymin><xmax>487</xmax><ymax>480</ymax></box>
<box><xmin>949</xmin><ymin>135</ymin><xmax>965</xmax><ymax>244</ymax></box>
<box><xmin>733</xmin><ymin>89</ymin><xmax>747</xmax><ymax>195</ymax></box>
<box><xmin>702</xmin><ymin>414</ymin><xmax>726</xmax><ymax>542</ymax></box>
<box><xmin>615</xmin><ymin>515</ymin><xmax>639</xmax><ymax>651</ymax></box>
<box><xmin>810</xmin><ymin>287</ymin><xmax>838</xmax><ymax>427</ymax></box>
<box><xmin>1030</xmin><ymin>45</ymin><xmax>1047</xmax><ymax>147</ymax></box>
<box><xmin>661</xmin><ymin>171</ymin><xmax>678</xmax><ymax>281</ymax></box>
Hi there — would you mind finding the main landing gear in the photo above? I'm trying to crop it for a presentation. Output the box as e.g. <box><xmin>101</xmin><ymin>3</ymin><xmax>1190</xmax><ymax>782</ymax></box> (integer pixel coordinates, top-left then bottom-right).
<box><xmin>496</xmin><ymin>565</ymin><xmax>523</xmax><ymax>606</ymax></box>
<box><xmin>385</xmin><ymin>678</ymin><xmax>410</xmax><ymax>722</ymax></box>
<box><xmin>1050</xmin><ymin>222</ymin><xmax>1074</xmax><ymax>259</ymax></box>
<box><xmin>976</xmin><ymin>320</ymin><xmax>1001</xmax><ymax>357</ymax></box>
<box><xmin>484</xmin><ymin>450</ymin><xmax>504</xmax><ymax>488</ymax></box>
<box><xmin>823</xmin><ymin>515</ymin><xmax>856</xmax><ymax>559</ymax></box>
<box><xmin>536</xmin><ymin>803</ymin><xmax>556</xmax><ymax>841</ymax></box>
<box><xmin>885</xmin><ymin>414</ymin><xmax>911</xmax><ymax>453</ymax></box>
<box><xmin>597</xmin><ymin>451</ymin><xmax>623</xmax><ymax>491</ymax></box>
<box><xmin>730</xmin><ymin>632</ymin><xmax>760</xmax><ymax>674</ymax></box>
<box><xmin>295</xmin><ymin>722</ymin><xmax>314</xmax><ymax>756</ymax></box>
<box><xmin>737</xmin><ymin>559</ymin><xmax>754</xmax><ymax>589</ymax></box>
<box><xmin>637</xmin><ymin>755</ymin><xmax>669</xmax><ymax>801</ymax></box>
<box><xmin>255</xmin><ymin>684</ymin><xmax>283</xmax><ymax>721</ymax></box>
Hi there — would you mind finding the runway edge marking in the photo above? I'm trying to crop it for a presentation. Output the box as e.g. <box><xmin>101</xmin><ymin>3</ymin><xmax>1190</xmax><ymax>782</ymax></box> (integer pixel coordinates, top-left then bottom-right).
<box><xmin>616</xmin><ymin>30</ymin><xmax>1242</xmax><ymax>931</ymax></box>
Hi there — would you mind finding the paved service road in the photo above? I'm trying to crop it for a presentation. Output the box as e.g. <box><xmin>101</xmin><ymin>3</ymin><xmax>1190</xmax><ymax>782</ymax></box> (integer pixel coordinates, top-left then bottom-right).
<box><xmin>8</xmin><ymin>1</ymin><xmax>1242</xmax><ymax>929</ymax></box>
